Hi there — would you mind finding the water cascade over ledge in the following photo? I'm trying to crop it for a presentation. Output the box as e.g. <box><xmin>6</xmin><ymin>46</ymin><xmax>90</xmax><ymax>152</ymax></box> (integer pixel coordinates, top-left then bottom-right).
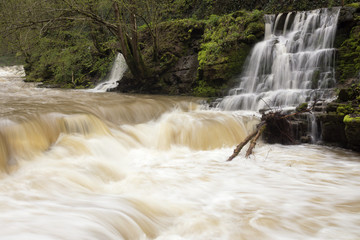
<box><xmin>1</xmin><ymin>61</ymin><xmax>360</xmax><ymax>239</ymax></box>
<box><xmin>91</xmin><ymin>53</ymin><xmax>128</xmax><ymax>92</ymax></box>
<box><xmin>219</xmin><ymin>8</ymin><xmax>340</xmax><ymax>111</ymax></box>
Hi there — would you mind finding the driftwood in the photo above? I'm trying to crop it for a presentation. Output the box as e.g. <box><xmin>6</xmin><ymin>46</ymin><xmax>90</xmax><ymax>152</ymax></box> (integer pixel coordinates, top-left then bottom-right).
<box><xmin>245</xmin><ymin>124</ymin><xmax>266</xmax><ymax>157</ymax></box>
<box><xmin>227</xmin><ymin>122</ymin><xmax>266</xmax><ymax>161</ymax></box>
<box><xmin>227</xmin><ymin>103</ymin><xmax>316</xmax><ymax>161</ymax></box>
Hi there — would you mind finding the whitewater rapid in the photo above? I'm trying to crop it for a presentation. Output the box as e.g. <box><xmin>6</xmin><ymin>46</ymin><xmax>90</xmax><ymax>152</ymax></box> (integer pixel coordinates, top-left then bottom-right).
<box><xmin>0</xmin><ymin>66</ymin><xmax>360</xmax><ymax>240</ymax></box>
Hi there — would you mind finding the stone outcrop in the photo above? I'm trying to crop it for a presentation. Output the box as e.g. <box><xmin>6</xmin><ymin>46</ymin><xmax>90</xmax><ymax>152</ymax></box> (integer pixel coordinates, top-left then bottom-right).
<box><xmin>282</xmin><ymin>87</ymin><xmax>360</xmax><ymax>152</ymax></box>
<box><xmin>160</xmin><ymin>55</ymin><xmax>199</xmax><ymax>94</ymax></box>
<box><xmin>344</xmin><ymin>114</ymin><xmax>360</xmax><ymax>151</ymax></box>
<box><xmin>318</xmin><ymin>113</ymin><xmax>348</xmax><ymax>146</ymax></box>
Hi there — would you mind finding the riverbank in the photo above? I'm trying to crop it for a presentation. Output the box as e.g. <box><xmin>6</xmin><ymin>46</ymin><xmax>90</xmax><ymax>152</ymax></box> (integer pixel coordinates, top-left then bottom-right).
<box><xmin>2</xmin><ymin>1</ymin><xmax>357</xmax><ymax>97</ymax></box>
<box><xmin>3</xmin><ymin>2</ymin><xmax>360</xmax><ymax>152</ymax></box>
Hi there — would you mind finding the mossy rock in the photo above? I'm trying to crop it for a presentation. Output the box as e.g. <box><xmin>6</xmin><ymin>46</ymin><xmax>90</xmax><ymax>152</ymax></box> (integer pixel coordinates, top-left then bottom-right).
<box><xmin>296</xmin><ymin>103</ymin><xmax>308</xmax><ymax>112</ymax></box>
<box><xmin>319</xmin><ymin>113</ymin><xmax>347</xmax><ymax>145</ymax></box>
<box><xmin>195</xmin><ymin>9</ymin><xmax>264</xmax><ymax>96</ymax></box>
<box><xmin>337</xmin><ymin>103</ymin><xmax>354</xmax><ymax>116</ymax></box>
<box><xmin>344</xmin><ymin>113</ymin><xmax>360</xmax><ymax>123</ymax></box>
<box><xmin>338</xmin><ymin>88</ymin><xmax>353</xmax><ymax>101</ymax></box>
<box><xmin>344</xmin><ymin>114</ymin><xmax>360</xmax><ymax>151</ymax></box>
<box><xmin>345</xmin><ymin>2</ymin><xmax>360</xmax><ymax>8</ymax></box>
<box><xmin>337</xmin><ymin>24</ymin><xmax>360</xmax><ymax>81</ymax></box>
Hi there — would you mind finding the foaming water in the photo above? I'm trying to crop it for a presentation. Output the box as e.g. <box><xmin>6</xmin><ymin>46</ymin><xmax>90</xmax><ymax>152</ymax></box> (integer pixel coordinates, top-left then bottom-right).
<box><xmin>91</xmin><ymin>53</ymin><xmax>128</xmax><ymax>92</ymax></box>
<box><xmin>220</xmin><ymin>8</ymin><xmax>340</xmax><ymax>111</ymax></box>
<box><xmin>1</xmin><ymin>66</ymin><xmax>360</xmax><ymax>239</ymax></box>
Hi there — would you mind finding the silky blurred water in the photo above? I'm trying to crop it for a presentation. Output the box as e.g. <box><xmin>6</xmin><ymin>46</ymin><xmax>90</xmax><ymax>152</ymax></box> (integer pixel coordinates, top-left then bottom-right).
<box><xmin>0</xmin><ymin>66</ymin><xmax>359</xmax><ymax>240</ymax></box>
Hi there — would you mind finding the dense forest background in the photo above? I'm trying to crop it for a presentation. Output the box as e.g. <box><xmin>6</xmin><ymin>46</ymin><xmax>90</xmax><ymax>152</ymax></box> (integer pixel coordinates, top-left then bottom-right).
<box><xmin>0</xmin><ymin>0</ymin><xmax>359</xmax><ymax>96</ymax></box>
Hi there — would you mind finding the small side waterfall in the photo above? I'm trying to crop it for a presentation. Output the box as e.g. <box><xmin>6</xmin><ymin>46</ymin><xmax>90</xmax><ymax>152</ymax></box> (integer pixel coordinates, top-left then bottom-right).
<box><xmin>92</xmin><ymin>53</ymin><xmax>128</xmax><ymax>92</ymax></box>
<box><xmin>219</xmin><ymin>8</ymin><xmax>340</xmax><ymax>111</ymax></box>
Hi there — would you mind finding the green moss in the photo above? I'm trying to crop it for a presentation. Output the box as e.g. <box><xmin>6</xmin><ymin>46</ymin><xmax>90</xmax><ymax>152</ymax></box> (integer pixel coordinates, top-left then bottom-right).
<box><xmin>337</xmin><ymin>105</ymin><xmax>354</xmax><ymax>116</ymax></box>
<box><xmin>160</xmin><ymin>52</ymin><xmax>178</xmax><ymax>68</ymax></box>
<box><xmin>338</xmin><ymin>84</ymin><xmax>360</xmax><ymax>101</ymax></box>
<box><xmin>296</xmin><ymin>103</ymin><xmax>308</xmax><ymax>112</ymax></box>
<box><xmin>264</xmin><ymin>0</ymin><xmax>354</xmax><ymax>13</ymax></box>
<box><xmin>0</xmin><ymin>55</ymin><xmax>23</xmax><ymax>66</ymax></box>
<box><xmin>194</xmin><ymin>9</ymin><xmax>264</xmax><ymax>96</ymax></box>
<box><xmin>344</xmin><ymin>114</ymin><xmax>360</xmax><ymax>123</ymax></box>
<box><xmin>198</xmin><ymin>9</ymin><xmax>264</xmax><ymax>67</ymax></box>
<box><xmin>227</xmin><ymin>43</ymin><xmax>252</xmax><ymax>75</ymax></box>
<box><xmin>23</xmin><ymin>26</ymin><xmax>115</xmax><ymax>89</ymax></box>
<box><xmin>337</xmin><ymin>25</ymin><xmax>360</xmax><ymax>81</ymax></box>
<box><xmin>345</xmin><ymin>2</ymin><xmax>360</xmax><ymax>8</ymax></box>
<box><xmin>193</xmin><ymin>79</ymin><xmax>217</xmax><ymax>97</ymax></box>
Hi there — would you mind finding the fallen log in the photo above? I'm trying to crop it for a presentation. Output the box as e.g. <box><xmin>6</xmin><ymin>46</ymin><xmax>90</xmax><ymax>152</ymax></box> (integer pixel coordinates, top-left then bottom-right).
<box><xmin>227</xmin><ymin>104</ymin><xmax>315</xmax><ymax>161</ymax></box>
<box><xmin>245</xmin><ymin>124</ymin><xmax>266</xmax><ymax>158</ymax></box>
<box><xmin>227</xmin><ymin>122</ymin><xmax>266</xmax><ymax>161</ymax></box>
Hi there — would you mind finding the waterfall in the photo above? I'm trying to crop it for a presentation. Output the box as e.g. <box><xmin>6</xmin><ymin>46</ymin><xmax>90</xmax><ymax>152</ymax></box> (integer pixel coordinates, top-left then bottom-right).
<box><xmin>1</xmin><ymin>66</ymin><xmax>360</xmax><ymax>240</ymax></box>
<box><xmin>219</xmin><ymin>8</ymin><xmax>340</xmax><ymax>111</ymax></box>
<box><xmin>92</xmin><ymin>53</ymin><xmax>128</xmax><ymax>92</ymax></box>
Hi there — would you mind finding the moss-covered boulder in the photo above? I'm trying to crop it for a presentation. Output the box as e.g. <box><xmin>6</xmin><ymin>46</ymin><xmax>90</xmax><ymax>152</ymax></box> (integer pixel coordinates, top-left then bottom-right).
<box><xmin>319</xmin><ymin>113</ymin><xmax>348</xmax><ymax>146</ymax></box>
<box><xmin>344</xmin><ymin>114</ymin><xmax>360</xmax><ymax>151</ymax></box>
<box><xmin>296</xmin><ymin>103</ymin><xmax>309</xmax><ymax>112</ymax></box>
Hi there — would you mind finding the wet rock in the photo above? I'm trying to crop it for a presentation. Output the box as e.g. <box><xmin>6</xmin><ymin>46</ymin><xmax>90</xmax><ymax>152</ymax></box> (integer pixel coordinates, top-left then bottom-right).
<box><xmin>344</xmin><ymin>114</ymin><xmax>360</xmax><ymax>151</ymax></box>
<box><xmin>318</xmin><ymin>113</ymin><xmax>347</xmax><ymax>147</ymax></box>
<box><xmin>295</xmin><ymin>102</ymin><xmax>308</xmax><ymax>112</ymax></box>
<box><xmin>161</xmin><ymin>54</ymin><xmax>199</xmax><ymax>94</ymax></box>
<box><xmin>300</xmin><ymin>135</ymin><xmax>312</xmax><ymax>143</ymax></box>
<box><xmin>338</xmin><ymin>6</ymin><xmax>356</xmax><ymax>23</ymax></box>
<box><xmin>338</xmin><ymin>88</ymin><xmax>357</xmax><ymax>101</ymax></box>
<box><xmin>289</xmin><ymin>118</ymin><xmax>309</xmax><ymax>143</ymax></box>
<box><xmin>326</xmin><ymin>102</ymin><xmax>342</xmax><ymax>113</ymax></box>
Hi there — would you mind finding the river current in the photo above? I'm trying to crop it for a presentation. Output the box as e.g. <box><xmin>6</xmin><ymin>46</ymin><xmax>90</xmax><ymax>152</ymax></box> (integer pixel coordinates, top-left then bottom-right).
<box><xmin>0</xmin><ymin>66</ymin><xmax>360</xmax><ymax>239</ymax></box>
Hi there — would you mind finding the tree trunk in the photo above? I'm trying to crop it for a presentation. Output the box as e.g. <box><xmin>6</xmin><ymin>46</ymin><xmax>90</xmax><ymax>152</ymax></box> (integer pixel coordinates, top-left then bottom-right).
<box><xmin>112</xmin><ymin>1</ymin><xmax>148</xmax><ymax>81</ymax></box>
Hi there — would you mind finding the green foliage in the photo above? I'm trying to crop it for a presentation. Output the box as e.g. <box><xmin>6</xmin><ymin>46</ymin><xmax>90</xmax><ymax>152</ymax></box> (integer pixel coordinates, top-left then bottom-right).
<box><xmin>336</xmin><ymin>83</ymin><xmax>360</xmax><ymax>117</ymax></box>
<box><xmin>349</xmin><ymin>83</ymin><xmax>360</xmax><ymax>99</ymax></box>
<box><xmin>198</xmin><ymin>10</ymin><xmax>263</xmax><ymax>68</ymax></box>
<box><xmin>160</xmin><ymin>52</ymin><xmax>178</xmax><ymax>68</ymax></box>
<box><xmin>25</xmin><ymin>27</ymin><xmax>115</xmax><ymax>88</ymax></box>
<box><xmin>143</xmin><ymin>18</ymin><xmax>205</xmax><ymax>69</ymax></box>
<box><xmin>207</xmin><ymin>15</ymin><xmax>220</xmax><ymax>24</ymax></box>
<box><xmin>194</xmin><ymin>9</ymin><xmax>264</xmax><ymax>96</ymax></box>
<box><xmin>264</xmin><ymin>0</ymin><xmax>355</xmax><ymax>13</ymax></box>
<box><xmin>0</xmin><ymin>55</ymin><xmax>23</xmax><ymax>66</ymax></box>
<box><xmin>4</xmin><ymin>0</ymin><xmax>352</xmax><ymax>95</ymax></box>
<box><xmin>169</xmin><ymin>0</ymin><xmax>267</xmax><ymax>19</ymax></box>
<box><xmin>193</xmin><ymin>79</ymin><xmax>217</xmax><ymax>97</ymax></box>
<box><xmin>338</xmin><ymin>25</ymin><xmax>360</xmax><ymax>81</ymax></box>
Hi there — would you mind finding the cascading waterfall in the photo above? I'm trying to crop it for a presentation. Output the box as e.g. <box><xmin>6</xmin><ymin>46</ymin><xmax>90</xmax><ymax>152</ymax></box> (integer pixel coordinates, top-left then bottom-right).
<box><xmin>219</xmin><ymin>8</ymin><xmax>340</xmax><ymax>111</ymax></box>
<box><xmin>91</xmin><ymin>53</ymin><xmax>128</xmax><ymax>92</ymax></box>
<box><xmin>1</xmin><ymin>61</ymin><xmax>360</xmax><ymax>239</ymax></box>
